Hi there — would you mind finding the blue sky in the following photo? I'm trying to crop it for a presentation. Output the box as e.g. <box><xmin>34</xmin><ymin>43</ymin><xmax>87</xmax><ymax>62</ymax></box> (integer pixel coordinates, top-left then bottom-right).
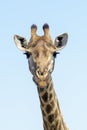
<box><xmin>0</xmin><ymin>0</ymin><xmax>87</xmax><ymax>130</ymax></box>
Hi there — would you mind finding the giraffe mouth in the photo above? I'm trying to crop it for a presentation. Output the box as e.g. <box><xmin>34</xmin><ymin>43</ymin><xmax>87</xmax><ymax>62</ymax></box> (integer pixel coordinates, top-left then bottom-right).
<box><xmin>34</xmin><ymin>69</ymin><xmax>49</xmax><ymax>88</ymax></box>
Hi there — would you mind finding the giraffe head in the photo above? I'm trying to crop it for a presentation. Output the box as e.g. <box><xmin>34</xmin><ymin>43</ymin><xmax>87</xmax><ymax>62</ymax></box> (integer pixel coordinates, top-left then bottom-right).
<box><xmin>14</xmin><ymin>24</ymin><xmax>68</xmax><ymax>88</ymax></box>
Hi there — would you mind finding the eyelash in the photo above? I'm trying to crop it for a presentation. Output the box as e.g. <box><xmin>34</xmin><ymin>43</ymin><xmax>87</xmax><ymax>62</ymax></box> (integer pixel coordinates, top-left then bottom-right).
<box><xmin>53</xmin><ymin>52</ymin><xmax>60</xmax><ymax>58</ymax></box>
<box><xmin>24</xmin><ymin>52</ymin><xmax>60</xmax><ymax>59</ymax></box>
<box><xmin>24</xmin><ymin>52</ymin><xmax>31</xmax><ymax>59</ymax></box>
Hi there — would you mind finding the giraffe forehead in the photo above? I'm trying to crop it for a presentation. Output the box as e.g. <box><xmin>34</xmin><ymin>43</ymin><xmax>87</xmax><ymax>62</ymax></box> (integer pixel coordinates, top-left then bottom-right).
<box><xmin>31</xmin><ymin>40</ymin><xmax>52</xmax><ymax>55</ymax></box>
<box><xmin>33</xmin><ymin>40</ymin><xmax>47</xmax><ymax>49</ymax></box>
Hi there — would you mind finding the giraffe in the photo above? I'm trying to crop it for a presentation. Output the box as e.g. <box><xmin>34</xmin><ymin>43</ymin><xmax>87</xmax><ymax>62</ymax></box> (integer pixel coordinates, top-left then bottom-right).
<box><xmin>14</xmin><ymin>24</ymin><xmax>69</xmax><ymax>130</ymax></box>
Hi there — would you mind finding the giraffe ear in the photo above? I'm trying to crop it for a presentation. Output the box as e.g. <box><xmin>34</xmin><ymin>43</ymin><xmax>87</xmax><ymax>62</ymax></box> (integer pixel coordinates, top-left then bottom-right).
<box><xmin>54</xmin><ymin>33</ymin><xmax>68</xmax><ymax>51</ymax></box>
<box><xmin>14</xmin><ymin>35</ymin><xmax>29</xmax><ymax>51</ymax></box>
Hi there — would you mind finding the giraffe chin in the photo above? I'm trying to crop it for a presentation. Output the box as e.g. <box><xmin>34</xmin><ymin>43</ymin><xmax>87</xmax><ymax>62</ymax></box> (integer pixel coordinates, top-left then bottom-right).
<box><xmin>38</xmin><ymin>81</ymin><xmax>48</xmax><ymax>88</ymax></box>
<box><xmin>33</xmin><ymin>75</ymin><xmax>49</xmax><ymax>88</ymax></box>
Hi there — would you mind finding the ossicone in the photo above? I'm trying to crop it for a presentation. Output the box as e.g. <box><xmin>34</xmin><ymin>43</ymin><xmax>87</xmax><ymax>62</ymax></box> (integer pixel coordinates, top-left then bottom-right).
<box><xmin>43</xmin><ymin>23</ymin><xmax>49</xmax><ymax>30</ymax></box>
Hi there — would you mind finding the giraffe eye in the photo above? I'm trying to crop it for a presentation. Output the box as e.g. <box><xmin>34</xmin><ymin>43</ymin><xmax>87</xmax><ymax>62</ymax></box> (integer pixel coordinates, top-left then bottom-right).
<box><xmin>53</xmin><ymin>52</ymin><xmax>60</xmax><ymax>58</ymax></box>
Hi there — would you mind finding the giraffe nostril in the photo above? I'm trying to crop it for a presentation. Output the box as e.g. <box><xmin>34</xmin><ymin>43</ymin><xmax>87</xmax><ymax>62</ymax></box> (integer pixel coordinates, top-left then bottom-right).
<box><xmin>36</xmin><ymin>69</ymin><xmax>48</xmax><ymax>79</ymax></box>
<box><xmin>41</xmin><ymin>72</ymin><xmax>44</xmax><ymax>75</ymax></box>
<box><xmin>37</xmin><ymin>70</ymin><xmax>44</xmax><ymax>76</ymax></box>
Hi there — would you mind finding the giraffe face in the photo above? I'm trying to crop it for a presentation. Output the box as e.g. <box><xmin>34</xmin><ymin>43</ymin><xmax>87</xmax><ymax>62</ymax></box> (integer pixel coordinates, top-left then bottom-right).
<box><xmin>14</xmin><ymin>24</ymin><xmax>68</xmax><ymax>87</ymax></box>
<box><xmin>28</xmin><ymin>40</ymin><xmax>55</xmax><ymax>83</ymax></box>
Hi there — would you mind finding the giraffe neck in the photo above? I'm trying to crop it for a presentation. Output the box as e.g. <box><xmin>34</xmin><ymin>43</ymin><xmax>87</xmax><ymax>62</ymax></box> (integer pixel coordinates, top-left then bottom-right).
<box><xmin>37</xmin><ymin>78</ymin><xmax>69</xmax><ymax>130</ymax></box>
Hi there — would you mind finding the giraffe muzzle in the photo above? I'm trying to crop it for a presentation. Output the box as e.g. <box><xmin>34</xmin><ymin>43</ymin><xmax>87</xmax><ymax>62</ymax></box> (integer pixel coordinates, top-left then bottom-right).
<box><xmin>36</xmin><ymin>68</ymin><xmax>48</xmax><ymax>80</ymax></box>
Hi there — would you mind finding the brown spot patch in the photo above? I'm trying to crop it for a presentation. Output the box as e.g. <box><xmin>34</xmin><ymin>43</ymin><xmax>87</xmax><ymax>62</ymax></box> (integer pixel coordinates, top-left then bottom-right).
<box><xmin>46</xmin><ymin>104</ymin><xmax>52</xmax><ymax>114</ymax></box>
<box><xmin>42</xmin><ymin>92</ymin><xmax>48</xmax><ymax>102</ymax></box>
<box><xmin>48</xmin><ymin>114</ymin><xmax>54</xmax><ymax>123</ymax></box>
